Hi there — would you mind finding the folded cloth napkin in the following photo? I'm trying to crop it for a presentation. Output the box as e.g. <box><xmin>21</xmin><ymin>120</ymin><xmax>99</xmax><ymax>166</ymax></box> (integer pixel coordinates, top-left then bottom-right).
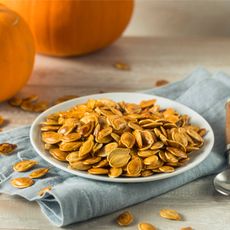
<box><xmin>0</xmin><ymin>67</ymin><xmax>228</xmax><ymax>227</ymax></box>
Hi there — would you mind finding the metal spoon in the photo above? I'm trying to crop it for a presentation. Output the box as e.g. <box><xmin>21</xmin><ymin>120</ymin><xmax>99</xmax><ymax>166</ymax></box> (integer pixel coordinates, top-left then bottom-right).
<box><xmin>214</xmin><ymin>100</ymin><xmax>230</xmax><ymax>195</ymax></box>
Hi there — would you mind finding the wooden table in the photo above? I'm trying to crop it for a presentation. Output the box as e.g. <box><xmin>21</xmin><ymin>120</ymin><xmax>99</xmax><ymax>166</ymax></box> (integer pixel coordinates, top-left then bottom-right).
<box><xmin>1</xmin><ymin>37</ymin><xmax>230</xmax><ymax>230</ymax></box>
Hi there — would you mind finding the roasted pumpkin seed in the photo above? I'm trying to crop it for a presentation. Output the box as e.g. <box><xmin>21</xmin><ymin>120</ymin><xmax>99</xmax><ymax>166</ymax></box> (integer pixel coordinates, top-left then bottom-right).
<box><xmin>138</xmin><ymin>222</ymin><xmax>156</xmax><ymax>230</ymax></box>
<box><xmin>0</xmin><ymin>143</ymin><xmax>17</xmax><ymax>154</ymax></box>
<box><xmin>116</xmin><ymin>211</ymin><xmax>134</xmax><ymax>226</ymax></box>
<box><xmin>11</xmin><ymin>177</ymin><xmax>34</xmax><ymax>189</ymax></box>
<box><xmin>13</xmin><ymin>160</ymin><xmax>37</xmax><ymax>172</ymax></box>
<box><xmin>29</xmin><ymin>168</ymin><xmax>49</xmax><ymax>178</ymax></box>
<box><xmin>159</xmin><ymin>209</ymin><xmax>182</xmax><ymax>220</ymax></box>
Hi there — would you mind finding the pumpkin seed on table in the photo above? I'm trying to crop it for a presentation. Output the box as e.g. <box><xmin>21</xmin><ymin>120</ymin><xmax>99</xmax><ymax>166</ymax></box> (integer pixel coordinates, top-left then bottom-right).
<box><xmin>10</xmin><ymin>177</ymin><xmax>34</xmax><ymax>189</ymax></box>
<box><xmin>8</xmin><ymin>96</ymin><xmax>23</xmax><ymax>107</ymax></box>
<box><xmin>159</xmin><ymin>209</ymin><xmax>182</xmax><ymax>221</ymax></box>
<box><xmin>138</xmin><ymin>222</ymin><xmax>157</xmax><ymax>230</ymax></box>
<box><xmin>0</xmin><ymin>143</ymin><xmax>17</xmax><ymax>154</ymax></box>
<box><xmin>181</xmin><ymin>227</ymin><xmax>193</xmax><ymax>230</ymax></box>
<box><xmin>13</xmin><ymin>160</ymin><xmax>37</xmax><ymax>172</ymax></box>
<box><xmin>29</xmin><ymin>168</ymin><xmax>49</xmax><ymax>179</ymax></box>
<box><xmin>114</xmin><ymin>62</ymin><xmax>130</xmax><ymax>71</ymax></box>
<box><xmin>155</xmin><ymin>79</ymin><xmax>169</xmax><ymax>87</ymax></box>
<box><xmin>116</xmin><ymin>211</ymin><xmax>134</xmax><ymax>226</ymax></box>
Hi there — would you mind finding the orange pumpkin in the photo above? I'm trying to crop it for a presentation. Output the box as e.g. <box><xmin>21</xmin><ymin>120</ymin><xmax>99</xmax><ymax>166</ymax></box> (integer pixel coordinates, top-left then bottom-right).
<box><xmin>0</xmin><ymin>4</ymin><xmax>35</xmax><ymax>102</ymax></box>
<box><xmin>1</xmin><ymin>0</ymin><xmax>134</xmax><ymax>57</ymax></box>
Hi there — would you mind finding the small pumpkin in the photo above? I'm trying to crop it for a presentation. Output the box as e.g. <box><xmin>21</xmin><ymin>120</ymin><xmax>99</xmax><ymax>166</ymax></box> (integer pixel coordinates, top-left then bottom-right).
<box><xmin>0</xmin><ymin>4</ymin><xmax>35</xmax><ymax>102</ymax></box>
<box><xmin>1</xmin><ymin>0</ymin><xmax>134</xmax><ymax>57</ymax></box>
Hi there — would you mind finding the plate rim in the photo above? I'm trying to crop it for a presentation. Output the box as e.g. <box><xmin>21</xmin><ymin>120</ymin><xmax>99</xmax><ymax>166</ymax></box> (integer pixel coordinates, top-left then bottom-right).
<box><xmin>30</xmin><ymin>92</ymin><xmax>214</xmax><ymax>183</ymax></box>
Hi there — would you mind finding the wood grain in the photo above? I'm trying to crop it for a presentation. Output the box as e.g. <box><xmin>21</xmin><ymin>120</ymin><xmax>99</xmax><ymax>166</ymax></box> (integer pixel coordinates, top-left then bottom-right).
<box><xmin>0</xmin><ymin>37</ymin><xmax>230</xmax><ymax>230</ymax></box>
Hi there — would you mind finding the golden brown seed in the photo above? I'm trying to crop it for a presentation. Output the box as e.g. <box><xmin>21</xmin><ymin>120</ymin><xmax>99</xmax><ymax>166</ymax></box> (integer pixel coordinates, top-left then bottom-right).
<box><xmin>116</xmin><ymin>211</ymin><xmax>134</xmax><ymax>226</ymax></box>
<box><xmin>93</xmin><ymin>159</ymin><xmax>109</xmax><ymax>168</ymax></box>
<box><xmin>0</xmin><ymin>143</ymin><xmax>17</xmax><ymax>154</ymax></box>
<box><xmin>42</xmin><ymin>132</ymin><xmax>62</xmax><ymax>144</ymax></box>
<box><xmin>143</xmin><ymin>155</ymin><xmax>159</xmax><ymax>165</ymax></box>
<box><xmin>88</xmin><ymin>168</ymin><xmax>109</xmax><ymax>175</ymax></box>
<box><xmin>120</xmin><ymin>132</ymin><xmax>136</xmax><ymax>148</ymax></box>
<box><xmin>186</xmin><ymin>129</ymin><xmax>203</xmax><ymax>143</ymax></box>
<box><xmin>165</xmin><ymin>151</ymin><xmax>178</xmax><ymax>163</ymax></box>
<box><xmin>138</xmin><ymin>222</ymin><xmax>157</xmax><ymax>230</ymax></box>
<box><xmin>69</xmin><ymin>161</ymin><xmax>91</xmax><ymax>171</ymax></box>
<box><xmin>127</xmin><ymin>157</ymin><xmax>142</xmax><ymax>176</ymax></box>
<box><xmin>140</xmin><ymin>99</ymin><xmax>156</xmax><ymax>108</ymax></box>
<box><xmin>141</xmin><ymin>170</ymin><xmax>153</xmax><ymax>177</ymax></box>
<box><xmin>138</xmin><ymin>150</ymin><xmax>159</xmax><ymax>158</ymax></box>
<box><xmin>38</xmin><ymin>186</ymin><xmax>52</xmax><ymax>196</ymax></box>
<box><xmin>13</xmin><ymin>160</ymin><xmax>37</xmax><ymax>172</ymax></box>
<box><xmin>8</xmin><ymin>96</ymin><xmax>23</xmax><ymax>107</ymax></box>
<box><xmin>180</xmin><ymin>227</ymin><xmax>193</xmax><ymax>230</ymax></box>
<box><xmin>59</xmin><ymin>141</ymin><xmax>82</xmax><ymax>152</ymax></box>
<box><xmin>166</xmin><ymin>147</ymin><xmax>187</xmax><ymax>158</ymax></box>
<box><xmin>83</xmin><ymin>156</ymin><xmax>101</xmax><ymax>165</ymax></box>
<box><xmin>114</xmin><ymin>62</ymin><xmax>130</xmax><ymax>71</ymax></box>
<box><xmin>159</xmin><ymin>166</ymin><xmax>175</xmax><ymax>173</ymax></box>
<box><xmin>79</xmin><ymin>135</ymin><xmax>94</xmax><ymax>157</ymax></box>
<box><xmin>108</xmin><ymin>148</ymin><xmax>130</xmax><ymax>168</ymax></box>
<box><xmin>49</xmin><ymin>148</ymin><xmax>69</xmax><ymax>161</ymax></box>
<box><xmin>155</xmin><ymin>79</ymin><xmax>169</xmax><ymax>87</ymax></box>
<box><xmin>62</xmin><ymin>132</ymin><xmax>81</xmax><ymax>142</ymax></box>
<box><xmin>10</xmin><ymin>177</ymin><xmax>34</xmax><ymax>189</ymax></box>
<box><xmin>108</xmin><ymin>167</ymin><xmax>123</xmax><ymax>178</ymax></box>
<box><xmin>41</xmin><ymin>126</ymin><xmax>60</xmax><ymax>132</ymax></box>
<box><xmin>159</xmin><ymin>209</ymin><xmax>182</xmax><ymax>221</ymax></box>
<box><xmin>20</xmin><ymin>101</ymin><xmax>34</xmax><ymax>112</ymax></box>
<box><xmin>29</xmin><ymin>168</ymin><xmax>49</xmax><ymax>179</ymax></box>
<box><xmin>150</xmin><ymin>141</ymin><xmax>164</xmax><ymax>150</ymax></box>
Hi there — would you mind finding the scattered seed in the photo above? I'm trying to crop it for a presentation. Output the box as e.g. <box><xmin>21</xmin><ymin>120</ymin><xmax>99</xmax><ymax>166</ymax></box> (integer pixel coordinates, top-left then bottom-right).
<box><xmin>116</xmin><ymin>211</ymin><xmax>134</xmax><ymax>226</ymax></box>
<box><xmin>13</xmin><ymin>160</ymin><xmax>37</xmax><ymax>172</ymax></box>
<box><xmin>0</xmin><ymin>143</ymin><xmax>17</xmax><ymax>154</ymax></box>
<box><xmin>138</xmin><ymin>222</ymin><xmax>157</xmax><ymax>230</ymax></box>
<box><xmin>29</xmin><ymin>168</ymin><xmax>49</xmax><ymax>179</ymax></box>
<box><xmin>160</xmin><ymin>209</ymin><xmax>182</xmax><ymax>221</ymax></box>
<box><xmin>114</xmin><ymin>62</ymin><xmax>130</xmax><ymax>71</ymax></box>
<box><xmin>10</xmin><ymin>177</ymin><xmax>34</xmax><ymax>189</ymax></box>
<box><xmin>155</xmin><ymin>79</ymin><xmax>169</xmax><ymax>87</ymax></box>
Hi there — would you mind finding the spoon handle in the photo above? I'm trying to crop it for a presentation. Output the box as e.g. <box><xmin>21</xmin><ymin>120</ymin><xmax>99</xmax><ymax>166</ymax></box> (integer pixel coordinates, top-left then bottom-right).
<box><xmin>226</xmin><ymin>99</ymin><xmax>230</xmax><ymax>147</ymax></box>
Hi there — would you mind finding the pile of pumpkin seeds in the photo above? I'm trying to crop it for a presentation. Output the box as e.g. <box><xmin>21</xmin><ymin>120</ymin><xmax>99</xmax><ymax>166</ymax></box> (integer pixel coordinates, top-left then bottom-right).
<box><xmin>40</xmin><ymin>98</ymin><xmax>206</xmax><ymax>178</ymax></box>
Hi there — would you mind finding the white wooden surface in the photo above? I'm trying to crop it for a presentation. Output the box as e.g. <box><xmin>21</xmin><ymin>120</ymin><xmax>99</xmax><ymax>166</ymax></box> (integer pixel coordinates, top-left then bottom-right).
<box><xmin>1</xmin><ymin>37</ymin><xmax>230</xmax><ymax>230</ymax></box>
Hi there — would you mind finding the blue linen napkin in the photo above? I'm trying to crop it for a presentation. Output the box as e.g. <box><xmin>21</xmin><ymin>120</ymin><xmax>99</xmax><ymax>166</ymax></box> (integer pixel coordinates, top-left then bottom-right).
<box><xmin>0</xmin><ymin>67</ymin><xmax>228</xmax><ymax>227</ymax></box>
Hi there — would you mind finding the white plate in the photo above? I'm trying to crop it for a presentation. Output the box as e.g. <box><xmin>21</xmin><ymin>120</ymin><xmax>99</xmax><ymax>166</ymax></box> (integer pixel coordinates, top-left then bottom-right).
<box><xmin>30</xmin><ymin>93</ymin><xmax>214</xmax><ymax>183</ymax></box>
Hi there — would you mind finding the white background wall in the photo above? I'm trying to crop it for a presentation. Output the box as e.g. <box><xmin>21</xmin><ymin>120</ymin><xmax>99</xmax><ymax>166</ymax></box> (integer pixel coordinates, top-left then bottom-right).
<box><xmin>124</xmin><ymin>0</ymin><xmax>230</xmax><ymax>37</ymax></box>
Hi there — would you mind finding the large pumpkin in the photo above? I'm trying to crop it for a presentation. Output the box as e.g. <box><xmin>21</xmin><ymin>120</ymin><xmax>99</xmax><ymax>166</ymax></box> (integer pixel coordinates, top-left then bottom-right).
<box><xmin>0</xmin><ymin>4</ymin><xmax>35</xmax><ymax>102</ymax></box>
<box><xmin>1</xmin><ymin>0</ymin><xmax>134</xmax><ymax>57</ymax></box>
